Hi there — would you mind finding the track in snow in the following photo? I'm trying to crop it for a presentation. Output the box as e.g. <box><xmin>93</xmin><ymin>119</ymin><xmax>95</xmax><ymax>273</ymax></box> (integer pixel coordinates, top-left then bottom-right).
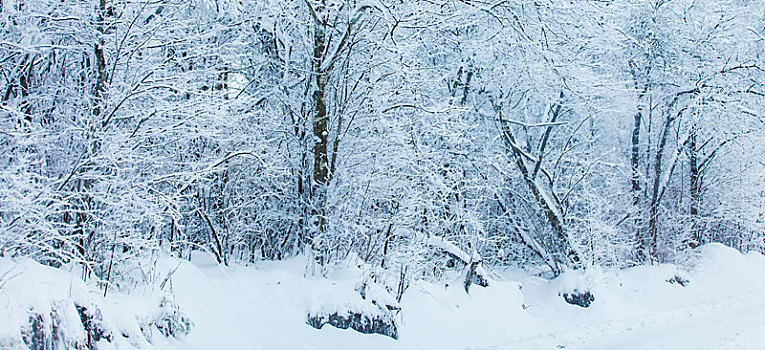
<box><xmin>481</xmin><ymin>289</ymin><xmax>765</xmax><ymax>350</ymax></box>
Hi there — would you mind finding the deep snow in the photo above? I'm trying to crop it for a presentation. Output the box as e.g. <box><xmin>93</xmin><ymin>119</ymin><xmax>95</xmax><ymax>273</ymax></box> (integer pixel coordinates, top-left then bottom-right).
<box><xmin>3</xmin><ymin>243</ymin><xmax>765</xmax><ymax>349</ymax></box>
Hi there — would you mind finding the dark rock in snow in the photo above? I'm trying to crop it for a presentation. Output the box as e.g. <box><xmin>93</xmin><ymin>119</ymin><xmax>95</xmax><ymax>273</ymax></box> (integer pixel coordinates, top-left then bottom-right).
<box><xmin>307</xmin><ymin>309</ymin><xmax>398</xmax><ymax>339</ymax></box>
<box><xmin>666</xmin><ymin>275</ymin><xmax>690</xmax><ymax>287</ymax></box>
<box><xmin>561</xmin><ymin>290</ymin><xmax>595</xmax><ymax>308</ymax></box>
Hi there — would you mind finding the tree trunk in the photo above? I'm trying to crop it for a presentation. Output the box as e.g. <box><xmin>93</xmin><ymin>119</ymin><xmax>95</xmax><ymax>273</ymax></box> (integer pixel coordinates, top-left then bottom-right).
<box><xmin>310</xmin><ymin>1</ymin><xmax>330</xmax><ymax>265</ymax></box>
<box><xmin>688</xmin><ymin>127</ymin><xmax>701</xmax><ymax>248</ymax></box>
<box><xmin>632</xmin><ymin>90</ymin><xmax>649</xmax><ymax>262</ymax></box>
<box><xmin>647</xmin><ymin>112</ymin><xmax>677</xmax><ymax>262</ymax></box>
<box><xmin>74</xmin><ymin>0</ymin><xmax>110</xmax><ymax>273</ymax></box>
<box><xmin>94</xmin><ymin>0</ymin><xmax>108</xmax><ymax>120</ymax></box>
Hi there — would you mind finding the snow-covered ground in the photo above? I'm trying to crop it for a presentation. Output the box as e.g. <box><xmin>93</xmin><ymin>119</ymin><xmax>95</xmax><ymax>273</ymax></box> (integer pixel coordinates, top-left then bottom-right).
<box><xmin>3</xmin><ymin>243</ymin><xmax>765</xmax><ymax>349</ymax></box>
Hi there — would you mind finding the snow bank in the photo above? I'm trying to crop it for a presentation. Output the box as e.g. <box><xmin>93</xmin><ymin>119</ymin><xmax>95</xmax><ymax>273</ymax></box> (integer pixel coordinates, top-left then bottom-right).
<box><xmin>0</xmin><ymin>258</ymin><xmax>91</xmax><ymax>349</ymax></box>
<box><xmin>154</xmin><ymin>251</ymin><xmax>537</xmax><ymax>349</ymax></box>
<box><xmin>5</xmin><ymin>243</ymin><xmax>765</xmax><ymax>349</ymax></box>
<box><xmin>505</xmin><ymin>244</ymin><xmax>765</xmax><ymax>349</ymax></box>
<box><xmin>0</xmin><ymin>257</ymin><xmax>190</xmax><ymax>349</ymax></box>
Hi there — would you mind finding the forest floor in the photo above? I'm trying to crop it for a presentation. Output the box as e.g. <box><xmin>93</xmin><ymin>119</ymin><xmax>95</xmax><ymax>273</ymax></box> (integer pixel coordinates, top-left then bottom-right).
<box><xmin>3</xmin><ymin>243</ymin><xmax>765</xmax><ymax>349</ymax></box>
<box><xmin>487</xmin><ymin>287</ymin><xmax>765</xmax><ymax>350</ymax></box>
<box><xmin>161</xmin><ymin>243</ymin><xmax>765</xmax><ymax>350</ymax></box>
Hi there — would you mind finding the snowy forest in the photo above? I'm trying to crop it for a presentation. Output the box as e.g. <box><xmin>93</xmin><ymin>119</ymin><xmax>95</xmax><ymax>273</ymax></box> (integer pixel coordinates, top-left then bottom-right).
<box><xmin>1</xmin><ymin>0</ymin><xmax>765</xmax><ymax>349</ymax></box>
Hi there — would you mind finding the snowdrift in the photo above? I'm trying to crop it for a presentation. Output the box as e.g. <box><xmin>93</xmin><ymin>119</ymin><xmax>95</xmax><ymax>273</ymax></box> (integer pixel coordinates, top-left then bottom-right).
<box><xmin>3</xmin><ymin>243</ymin><xmax>765</xmax><ymax>349</ymax></box>
<box><xmin>0</xmin><ymin>257</ymin><xmax>190</xmax><ymax>349</ymax></box>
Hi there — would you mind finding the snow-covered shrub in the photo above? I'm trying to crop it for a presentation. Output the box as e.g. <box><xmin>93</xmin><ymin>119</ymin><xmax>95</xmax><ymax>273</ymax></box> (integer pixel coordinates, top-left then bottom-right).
<box><xmin>140</xmin><ymin>297</ymin><xmax>193</xmax><ymax>340</ymax></box>
<box><xmin>0</xmin><ymin>257</ymin><xmax>192</xmax><ymax>349</ymax></box>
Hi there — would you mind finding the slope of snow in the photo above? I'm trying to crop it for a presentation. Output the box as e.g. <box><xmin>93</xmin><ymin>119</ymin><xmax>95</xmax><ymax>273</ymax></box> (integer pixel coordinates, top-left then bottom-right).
<box><xmin>0</xmin><ymin>257</ymin><xmax>186</xmax><ymax>349</ymax></box>
<box><xmin>3</xmin><ymin>243</ymin><xmax>765</xmax><ymax>349</ymax></box>
<box><xmin>152</xmin><ymin>252</ymin><xmax>537</xmax><ymax>349</ymax></box>
<box><xmin>155</xmin><ymin>243</ymin><xmax>765</xmax><ymax>349</ymax></box>
<box><xmin>488</xmin><ymin>243</ymin><xmax>765</xmax><ymax>349</ymax></box>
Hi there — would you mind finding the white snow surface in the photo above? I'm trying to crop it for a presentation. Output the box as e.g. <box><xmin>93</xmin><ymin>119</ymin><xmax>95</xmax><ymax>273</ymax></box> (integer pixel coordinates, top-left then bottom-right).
<box><xmin>3</xmin><ymin>243</ymin><xmax>765</xmax><ymax>349</ymax></box>
<box><xmin>0</xmin><ymin>257</ymin><xmax>181</xmax><ymax>349</ymax></box>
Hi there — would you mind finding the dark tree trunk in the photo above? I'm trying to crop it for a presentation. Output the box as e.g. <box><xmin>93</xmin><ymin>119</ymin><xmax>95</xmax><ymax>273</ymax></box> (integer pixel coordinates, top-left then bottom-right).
<box><xmin>688</xmin><ymin>127</ymin><xmax>701</xmax><ymax>248</ymax></box>
<box><xmin>632</xmin><ymin>90</ymin><xmax>649</xmax><ymax>262</ymax></box>
<box><xmin>309</xmin><ymin>0</ymin><xmax>330</xmax><ymax>266</ymax></box>
<box><xmin>647</xmin><ymin>111</ymin><xmax>679</xmax><ymax>262</ymax></box>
